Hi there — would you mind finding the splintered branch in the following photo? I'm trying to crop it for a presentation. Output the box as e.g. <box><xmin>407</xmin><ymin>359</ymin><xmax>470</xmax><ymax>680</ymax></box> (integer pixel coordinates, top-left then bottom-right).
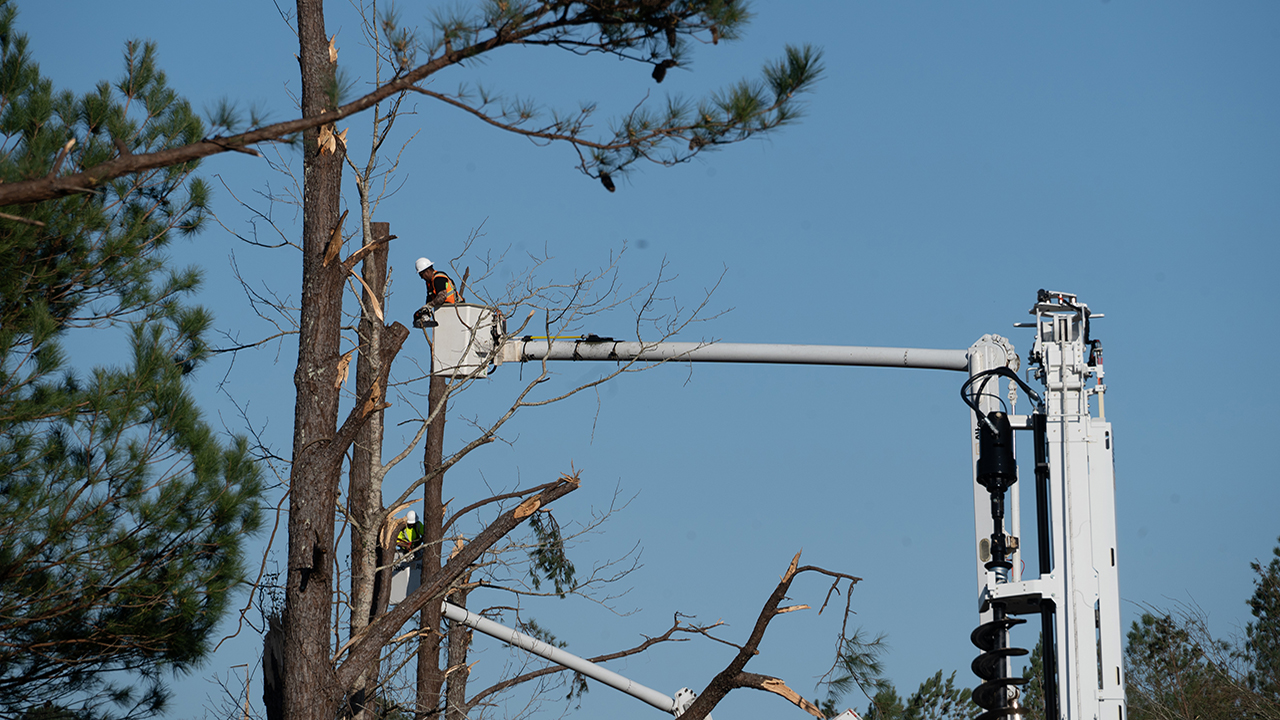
<box><xmin>678</xmin><ymin>552</ymin><xmax>861</xmax><ymax>720</ymax></box>
<box><xmin>443</xmin><ymin>485</ymin><xmax>552</xmax><ymax>534</ymax></box>
<box><xmin>737</xmin><ymin>672</ymin><xmax>825</xmax><ymax>718</ymax></box>
<box><xmin>333</xmin><ymin>472</ymin><xmax>582</xmax><ymax>690</ymax></box>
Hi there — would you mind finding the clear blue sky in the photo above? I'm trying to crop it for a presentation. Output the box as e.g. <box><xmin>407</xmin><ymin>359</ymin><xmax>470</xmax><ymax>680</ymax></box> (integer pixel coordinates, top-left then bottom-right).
<box><xmin>17</xmin><ymin>1</ymin><xmax>1280</xmax><ymax>718</ymax></box>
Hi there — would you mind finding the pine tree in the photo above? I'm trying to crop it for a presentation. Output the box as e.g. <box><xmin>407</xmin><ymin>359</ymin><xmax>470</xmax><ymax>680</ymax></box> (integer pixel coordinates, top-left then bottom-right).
<box><xmin>1246</xmin><ymin>537</ymin><xmax>1280</xmax><ymax>700</ymax></box>
<box><xmin>863</xmin><ymin>685</ymin><xmax>906</xmax><ymax>720</ymax></box>
<box><xmin>858</xmin><ymin>672</ymin><xmax>978</xmax><ymax>720</ymax></box>
<box><xmin>1020</xmin><ymin>636</ymin><xmax>1045</xmax><ymax>720</ymax></box>
<box><xmin>1121</xmin><ymin>537</ymin><xmax>1280</xmax><ymax>720</ymax></box>
<box><xmin>1124</xmin><ymin>612</ymin><xmax>1242</xmax><ymax>720</ymax></box>
<box><xmin>1</xmin><ymin>1</ymin><xmax>829</xmax><ymax>717</ymax></box>
<box><xmin>279</xmin><ymin>4</ymin><xmax>824</xmax><ymax>720</ymax></box>
<box><xmin>822</xmin><ymin>628</ymin><xmax>893</xmax><ymax>717</ymax></box>
<box><xmin>901</xmin><ymin>671</ymin><xmax>979</xmax><ymax>720</ymax></box>
<box><xmin>822</xmin><ymin>630</ymin><xmax>979</xmax><ymax>720</ymax></box>
<box><xmin>0</xmin><ymin>3</ymin><xmax>263</xmax><ymax>717</ymax></box>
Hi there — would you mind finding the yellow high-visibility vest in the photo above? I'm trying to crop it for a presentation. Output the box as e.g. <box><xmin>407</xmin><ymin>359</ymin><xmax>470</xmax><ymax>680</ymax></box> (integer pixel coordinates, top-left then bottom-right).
<box><xmin>398</xmin><ymin>522</ymin><xmax>423</xmax><ymax>544</ymax></box>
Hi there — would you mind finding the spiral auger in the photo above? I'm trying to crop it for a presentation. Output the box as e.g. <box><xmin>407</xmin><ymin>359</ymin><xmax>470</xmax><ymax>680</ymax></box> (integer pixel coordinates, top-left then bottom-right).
<box><xmin>958</xmin><ymin>391</ymin><xmax>1037</xmax><ymax>720</ymax></box>
<box><xmin>970</xmin><ymin>607</ymin><xmax>1029</xmax><ymax>720</ymax></box>
<box><xmin>956</xmin><ymin>294</ymin><xmax>1126</xmax><ymax>720</ymax></box>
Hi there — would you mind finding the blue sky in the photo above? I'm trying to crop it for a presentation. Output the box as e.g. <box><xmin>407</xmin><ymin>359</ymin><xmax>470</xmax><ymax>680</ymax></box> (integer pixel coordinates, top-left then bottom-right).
<box><xmin>16</xmin><ymin>1</ymin><xmax>1280</xmax><ymax>718</ymax></box>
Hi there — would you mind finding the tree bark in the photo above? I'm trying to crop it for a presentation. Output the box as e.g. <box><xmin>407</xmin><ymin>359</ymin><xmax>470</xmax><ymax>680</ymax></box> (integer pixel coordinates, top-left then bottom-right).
<box><xmin>348</xmin><ymin>222</ymin><xmax>390</xmax><ymax>720</ymax></box>
<box><xmin>417</xmin><ymin>373</ymin><xmax>448</xmax><ymax>719</ymax></box>
<box><xmin>263</xmin><ymin>611</ymin><xmax>286</xmax><ymax>720</ymax></box>
<box><xmin>445</xmin><ymin>583</ymin><xmax>472</xmax><ymax>720</ymax></box>
<box><xmin>333</xmin><ymin>474</ymin><xmax>581</xmax><ymax>691</ymax></box>
<box><xmin>284</xmin><ymin>1</ymin><xmax>347</xmax><ymax>719</ymax></box>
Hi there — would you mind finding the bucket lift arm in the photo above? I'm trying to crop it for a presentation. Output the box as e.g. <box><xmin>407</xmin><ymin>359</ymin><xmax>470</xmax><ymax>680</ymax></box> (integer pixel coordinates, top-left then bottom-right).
<box><xmin>440</xmin><ymin>600</ymin><xmax>708</xmax><ymax>718</ymax></box>
<box><xmin>424</xmin><ymin>292</ymin><xmax>1124</xmax><ymax>720</ymax></box>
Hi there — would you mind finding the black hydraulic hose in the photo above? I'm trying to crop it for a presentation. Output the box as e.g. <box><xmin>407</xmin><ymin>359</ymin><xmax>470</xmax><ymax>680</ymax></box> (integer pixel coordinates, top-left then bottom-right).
<box><xmin>1033</xmin><ymin>413</ymin><xmax>1052</xmax><ymax>574</ymax></box>
<box><xmin>1033</xmin><ymin>412</ymin><xmax>1060</xmax><ymax>720</ymax></box>
<box><xmin>1039</xmin><ymin>605</ymin><xmax>1059</xmax><ymax>720</ymax></box>
<box><xmin>961</xmin><ymin>367</ymin><xmax>1044</xmax><ymax>435</ymax></box>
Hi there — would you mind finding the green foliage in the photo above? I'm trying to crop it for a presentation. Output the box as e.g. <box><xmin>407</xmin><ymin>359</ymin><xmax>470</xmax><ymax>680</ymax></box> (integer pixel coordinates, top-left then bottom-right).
<box><xmin>380</xmin><ymin>7</ymin><xmax>418</xmax><ymax>72</ymax></box>
<box><xmin>823</xmin><ymin>628</ymin><xmax>892</xmax><ymax>712</ymax></box>
<box><xmin>862</xmin><ymin>685</ymin><xmax>904</xmax><ymax>720</ymax></box>
<box><xmin>861</xmin><ymin>672</ymin><xmax>977</xmax><ymax>720</ymax></box>
<box><xmin>903</xmin><ymin>671</ymin><xmax>979</xmax><ymax>720</ymax></box>
<box><xmin>819</xmin><ymin>546</ymin><xmax>1280</xmax><ymax>720</ymax></box>
<box><xmin>0</xmin><ymin>11</ymin><xmax>210</xmax><ymax>332</ymax></box>
<box><xmin>382</xmin><ymin>0</ymin><xmax>824</xmax><ymax>188</ymax></box>
<box><xmin>526</xmin><ymin>511</ymin><xmax>576</xmax><ymax>598</ymax></box>
<box><xmin>1019</xmin><ymin>636</ymin><xmax>1045</xmax><ymax>720</ymax></box>
<box><xmin>1123</xmin><ymin>604</ymin><xmax>1280</xmax><ymax>720</ymax></box>
<box><xmin>18</xmin><ymin>703</ymin><xmax>95</xmax><ymax>720</ymax></box>
<box><xmin>0</xmin><ymin>3</ymin><xmax>263</xmax><ymax>718</ymax></box>
<box><xmin>1246</xmin><ymin>537</ymin><xmax>1280</xmax><ymax>699</ymax></box>
<box><xmin>594</xmin><ymin>42</ymin><xmax>823</xmax><ymax>180</ymax></box>
<box><xmin>203</xmin><ymin>98</ymin><xmax>269</xmax><ymax>137</ymax></box>
<box><xmin>514</xmin><ymin>619</ymin><xmax>589</xmax><ymax>706</ymax></box>
<box><xmin>1124</xmin><ymin>611</ymin><xmax>1240</xmax><ymax>719</ymax></box>
<box><xmin>821</xmin><ymin>630</ymin><xmax>978</xmax><ymax>720</ymax></box>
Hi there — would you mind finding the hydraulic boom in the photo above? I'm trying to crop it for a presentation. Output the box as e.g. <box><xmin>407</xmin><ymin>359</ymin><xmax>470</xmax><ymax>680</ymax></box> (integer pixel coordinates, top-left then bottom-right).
<box><xmin>418</xmin><ymin>291</ymin><xmax>1123</xmax><ymax>720</ymax></box>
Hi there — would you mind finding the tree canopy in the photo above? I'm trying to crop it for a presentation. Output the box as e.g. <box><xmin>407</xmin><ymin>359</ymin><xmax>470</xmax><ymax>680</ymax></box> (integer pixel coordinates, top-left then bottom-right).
<box><xmin>272</xmin><ymin>3</ymin><xmax>830</xmax><ymax>720</ymax></box>
<box><xmin>1246</xmin><ymin>537</ymin><xmax>1280</xmax><ymax>699</ymax></box>
<box><xmin>0</xmin><ymin>3</ymin><xmax>263</xmax><ymax>717</ymax></box>
<box><xmin>1123</xmin><ymin>537</ymin><xmax>1280</xmax><ymax>720</ymax></box>
<box><xmin>820</xmin><ymin>630</ymin><xmax>979</xmax><ymax>720</ymax></box>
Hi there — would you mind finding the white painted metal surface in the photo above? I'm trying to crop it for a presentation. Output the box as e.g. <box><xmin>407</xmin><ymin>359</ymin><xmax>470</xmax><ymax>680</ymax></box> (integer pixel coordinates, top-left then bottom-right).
<box><xmin>967</xmin><ymin>334</ymin><xmax>1022</xmax><ymax>605</ymax></box>
<box><xmin>971</xmin><ymin>294</ymin><xmax>1125</xmax><ymax>720</ymax></box>
<box><xmin>388</xmin><ymin>552</ymin><xmax>421</xmax><ymax>605</ymax></box>
<box><xmin>505</xmin><ymin>339</ymin><xmax>970</xmax><ymax>371</ymax></box>
<box><xmin>440</xmin><ymin>601</ymin><xmax>683</xmax><ymax>715</ymax></box>
<box><xmin>422</xmin><ymin>296</ymin><xmax>1125</xmax><ymax>720</ymax></box>
<box><xmin>430</xmin><ymin>303</ymin><xmax>505</xmax><ymax>378</ymax></box>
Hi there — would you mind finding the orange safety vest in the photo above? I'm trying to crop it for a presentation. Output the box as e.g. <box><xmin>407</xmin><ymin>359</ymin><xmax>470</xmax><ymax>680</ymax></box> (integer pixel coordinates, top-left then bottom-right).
<box><xmin>429</xmin><ymin>271</ymin><xmax>458</xmax><ymax>304</ymax></box>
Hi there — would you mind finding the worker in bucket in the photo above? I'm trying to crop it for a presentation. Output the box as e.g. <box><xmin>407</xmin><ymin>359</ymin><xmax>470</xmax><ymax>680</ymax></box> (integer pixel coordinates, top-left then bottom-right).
<box><xmin>397</xmin><ymin>510</ymin><xmax>425</xmax><ymax>554</ymax></box>
<box><xmin>412</xmin><ymin>257</ymin><xmax>457</xmax><ymax>328</ymax></box>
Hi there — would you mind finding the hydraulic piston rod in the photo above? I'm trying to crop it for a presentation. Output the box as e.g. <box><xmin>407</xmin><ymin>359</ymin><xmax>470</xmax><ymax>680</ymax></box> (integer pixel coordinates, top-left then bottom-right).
<box><xmin>506</xmin><ymin>340</ymin><xmax>970</xmax><ymax>372</ymax></box>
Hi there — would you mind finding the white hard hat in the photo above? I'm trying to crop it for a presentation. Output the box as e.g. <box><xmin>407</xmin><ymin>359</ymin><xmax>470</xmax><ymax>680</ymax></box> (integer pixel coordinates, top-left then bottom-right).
<box><xmin>406</xmin><ymin>510</ymin><xmax>418</xmax><ymax>524</ymax></box>
<box><xmin>415</xmin><ymin>257</ymin><xmax>432</xmax><ymax>273</ymax></box>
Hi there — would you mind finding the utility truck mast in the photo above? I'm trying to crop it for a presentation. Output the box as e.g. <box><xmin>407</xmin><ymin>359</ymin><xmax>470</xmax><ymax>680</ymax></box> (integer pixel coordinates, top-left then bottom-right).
<box><xmin>416</xmin><ymin>291</ymin><xmax>1122</xmax><ymax>720</ymax></box>
<box><xmin>965</xmin><ymin>292</ymin><xmax>1122</xmax><ymax>720</ymax></box>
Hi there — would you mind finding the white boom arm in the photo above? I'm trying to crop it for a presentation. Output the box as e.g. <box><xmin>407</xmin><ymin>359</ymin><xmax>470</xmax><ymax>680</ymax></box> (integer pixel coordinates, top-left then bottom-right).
<box><xmin>424</xmin><ymin>292</ymin><xmax>1124</xmax><ymax>720</ymax></box>
<box><xmin>441</xmin><ymin>601</ymin><xmax>708</xmax><ymax>718</ymax></box>
<box><xmin>440</xmin><ymin>601</ymin><xmax>677</xmax><ymax>713</ymax></box>
<box><xmin>505</xmin><ymin>339</ymin><xmax>969</xmax><ymax>372</ymax></box>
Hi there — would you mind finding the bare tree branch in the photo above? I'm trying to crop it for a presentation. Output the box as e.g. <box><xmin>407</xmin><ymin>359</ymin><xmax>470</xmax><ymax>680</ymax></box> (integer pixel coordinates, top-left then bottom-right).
<box><xmin>334</xmin><ymin>472</ymin><xmax>582</xmax><ymax>690</ymax></box>
<box><xmin>678</xmin><ymin>552</ymin><xmax>861</xmax><ymax>720</ymax></box>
